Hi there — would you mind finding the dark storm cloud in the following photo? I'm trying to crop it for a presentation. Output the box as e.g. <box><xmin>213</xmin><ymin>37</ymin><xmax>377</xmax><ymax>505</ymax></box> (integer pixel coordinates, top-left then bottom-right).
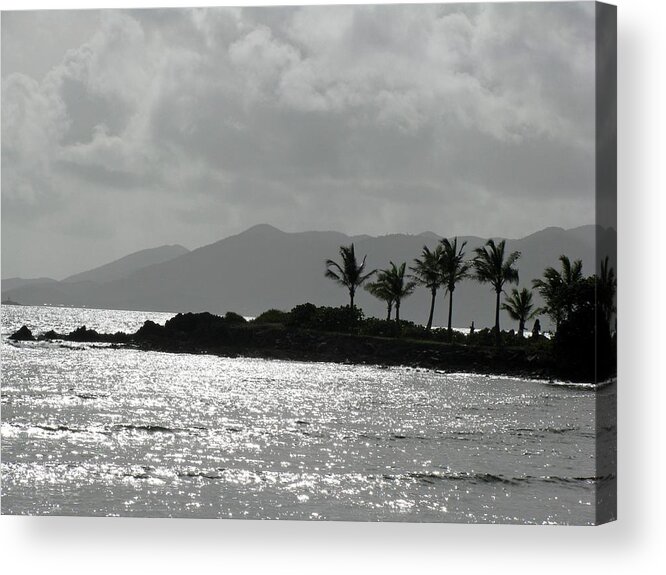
<box><xmin>1</xmin><ymin>3</ymin><xmax>596</xmax><ymax>278</ymax></box>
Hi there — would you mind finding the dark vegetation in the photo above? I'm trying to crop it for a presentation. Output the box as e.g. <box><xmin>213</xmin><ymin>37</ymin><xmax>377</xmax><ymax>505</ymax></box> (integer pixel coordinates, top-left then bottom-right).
<box><xmin>10</xmin><ymin>306</ymin><xmax>555</xmax><ymax>380</ymax></box>
<box><xmin>9</xmin><ymin>239</ymin><xmax>616</xmax><ymax>384</ymax></box>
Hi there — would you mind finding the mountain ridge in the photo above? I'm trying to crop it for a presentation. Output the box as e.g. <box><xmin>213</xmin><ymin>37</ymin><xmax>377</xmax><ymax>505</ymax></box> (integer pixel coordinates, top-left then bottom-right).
<box><xmin>63</xmin><ymin>244</ymin><xmax>190</xmax><ymax>284</ymax></box>
<box><xmin>1</xmin><ymin>224</ymin><xmax>616</xmax><ymax>330</ymax></box>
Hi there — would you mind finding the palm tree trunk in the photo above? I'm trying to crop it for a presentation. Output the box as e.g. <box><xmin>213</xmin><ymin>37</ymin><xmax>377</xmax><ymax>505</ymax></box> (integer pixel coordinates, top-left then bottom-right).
<box><xmin>494</xmin><ymin>289</ymin><xmax>501</xmax><ymax>345</ymax></box>
<box><xmin>386</xmin><ymin>302</ymin><xmax>392</xmax><ymax>321</ymax></box>
<box><xmin>426</xmin><ymin>288</ymin><xmax>436</xmax><ymax>330</ymax></box>
<box><xmin>395</xmin><ymin>301</ymin><xmax>400</xmax><ymax>322</ymax></box>
<box><xmin>447</xmin><ymin>289</ymin><xmax>454</xmax><ymax>341</ymax></box>
<box><xmin>518</xmin><ymin>320</ymin><xmax>525</xmax><ymax>339</ymax></box>
<box><xmin>349</xmin><ymin>289</ymin><xmax>354</xmax><ymax>309</ymax></box>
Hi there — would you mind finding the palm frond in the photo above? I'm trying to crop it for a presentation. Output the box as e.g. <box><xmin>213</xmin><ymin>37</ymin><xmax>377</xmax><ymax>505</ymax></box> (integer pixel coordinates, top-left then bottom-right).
<box><xmin>473</xmin><ymin>239</ymin><xmax>520</xmax><ymax>292</ymax></box>
<box><xmin>324</xmin><ymin>243</ymin><xmax>375</xmax><ymax>301</ymax></box>
<box><xmin>440</xmin><ymin>237</ymin><xmax>470</xmax><ymax>292</ymax></box>
<box><xmin>533</xmin><ymin>255</ymin><xmax>585</xmax><ymax>327</ymax></box>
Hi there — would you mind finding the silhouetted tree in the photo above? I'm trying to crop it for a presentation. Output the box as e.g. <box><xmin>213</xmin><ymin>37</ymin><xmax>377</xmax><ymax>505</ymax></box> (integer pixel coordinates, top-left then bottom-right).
<box><xmin>532</xmin><ymin>255</ymin><xmax>584</xmax><ymax>330</ymax></box>
<box><xmin>383</xmin><ymin>261</ymin><xmax>417</xmax><ymax>322</ymax></box>
<box><xmin>440</xmin><ymin>237</ymin><xmax>470</xmax><ymax>340</ymax></box>
<box><xmin>325</xmin><ymin>244</ymin><xmax>375</xmax><ymax>308</ymax></box>
<box><xmin>473</xmin><ymin>239</ymin><xmax>521</xmax><ymax>345</ymax></box>
<box><xmin>501</xmin><ymin>288</ymin><xmax>538</xmax><ymax>338</ymax></box>
<box><xmin>598</xmin><ymin>256</ymin><xmax>617</xmax><ymax>330</ymax></box>
<box><xmin>554</xmin><ymin>276</ymin><xmax>614</xmax><ymax>382</ymax></box>
<box><xmin>410</xmin><ymin>244</ymin><xmax>443</xmax><ymax>330</ymax></box>
<box><xmin>365</xmin><ymin>271</ymin><xmax>395</xmax><ymax>320</ymax></box>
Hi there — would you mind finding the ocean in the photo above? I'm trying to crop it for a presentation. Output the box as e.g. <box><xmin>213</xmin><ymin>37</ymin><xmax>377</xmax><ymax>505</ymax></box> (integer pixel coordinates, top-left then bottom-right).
<box><xmin>1</xmin><ymin>304</ymin><xmax>615</xmax><ymax>523</ymax></box>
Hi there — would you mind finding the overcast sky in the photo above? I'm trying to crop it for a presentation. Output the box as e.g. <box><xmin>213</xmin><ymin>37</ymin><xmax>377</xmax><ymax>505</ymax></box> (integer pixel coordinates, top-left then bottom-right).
<box><xmin>1</xmin><ymin>3</ymin><xmax>596</xmax><ymax>279</ymax></box>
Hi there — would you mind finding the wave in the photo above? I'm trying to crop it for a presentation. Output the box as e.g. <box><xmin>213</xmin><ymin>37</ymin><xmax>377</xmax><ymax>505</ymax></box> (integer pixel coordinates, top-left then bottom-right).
<box><xmin>73</xmin><ymin>393</ymin><xmax>107</xmax><ymax>400</ymax></box>
<box><xmin>177</xmin><ymin>468</ymin><xmax>226</xmax><ymax>480</ymax></box>
<box><xmin>34</xmin><ymin>424</ymin><xmax>89</xmax><ymax>434</ymax></box>
<box><xmin>1</xmin><ymin>422</ymin><xmax>204</xmax><ymax>437</ymax></box>
<box><xmin>112</xmin><ymin>424</ymin><xmax>178</xmax><ymax>434</ymax></box>
<box><xmin>0</xmin><ymin>422</ymin><xmax>110</xmax><ymax>438</ymax></box>
<box><xmin>544</xmin><ymin>378</ymin><xmax>616</xmax><ymax>391</ymax></box>
<box><xmin>379</xmin><ymin>470</ymin><xmax>615</xmax><ymax>487</ymax></box>
<box><xmin>512</xmin><ymin>426</ymin><xmax>582</xmax><ymax>435</ymax></box>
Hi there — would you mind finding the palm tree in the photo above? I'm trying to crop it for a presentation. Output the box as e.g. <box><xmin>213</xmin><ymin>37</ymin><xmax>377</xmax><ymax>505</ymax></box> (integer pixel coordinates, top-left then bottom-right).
<box><xmin>325</xmin><ymin>244</ymin><xmax>376</xmax><ymax>308</ymax></box>
<box><xmin>532</xmin><ymin>255</ymin><xmax>584</xmax><ymax>330</ymax></box>
<box><xmin>383</xmin><ymin>261</ymin><xmax>417</xmax><ymax>322</ymax></box>
<box><xmin>410</xmin><ymin>244</ymin><xmax>443</xmax><ymax>330</ymax></box>
<box><xmin>473</xmin><ymin>239</ymin><xmax>521</xmax><ymax>344</ymax></box>
<box><xmin>440</xmin><ymin>237</ymin><xmax>470</xmax><ymax>340</ymax></box>
<box><xmin>502</xmin><ymin>288</ymin><xmax>538</xmax><ymax>338</ymax></box>
<box><xmin>365</xmin><ymin>271</ymin><xmax>395</xmax><ymax>320</ymax></box>
<box><xmin>598</xmin><ymin>256</ymin><xmax>616</xmax><ymax>330</ymax></box>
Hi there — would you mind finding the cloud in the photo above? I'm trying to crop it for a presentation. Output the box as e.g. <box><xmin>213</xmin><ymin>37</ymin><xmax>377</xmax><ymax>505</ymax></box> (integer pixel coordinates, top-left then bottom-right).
<box><xmin>2</xmin><ymin>4</ymin><xmax>596</xmax><ymax>278</ymax></box>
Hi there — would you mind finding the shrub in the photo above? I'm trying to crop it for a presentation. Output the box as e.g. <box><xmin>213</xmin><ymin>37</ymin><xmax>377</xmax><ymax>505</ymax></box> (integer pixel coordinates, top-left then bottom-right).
<box><xmin>424</xmin><ymin>328</ymin><xmax>467</xmax><ymax>344</ymax></box>
<box><xmin>164</xmin><ymin>312</ymin><xmax>228</xmax><ymax>340</ymax></box>
<box><xmin>253</xmin><ymin>309</ymin><xmax>289</xmax><ymax>324</ymax></box>
<box><xmin>466</xmin><ymin>327</ymin><xmax>495</xmax><ymax>347</ymax></box>
<box><xmin>288</xmin><ymin>303</ymin><xmax>318</xmax><ymax>327</ymax></box>
<box><xmin>315</xmin><ymin>305</ymin><xmax>364</xmax><ymax>333</ymax></box>
<box><xmin>224</xmin><ymin>311</ymin><xmax>247</xmax><ymax>324</ymax></box>
<box><xmin>553</xmin><ymin>277</ymin><xmax>614</xmax><ymax>381</ymax></box>
<box><xmin>287</xmin><ymin>303</ymin><xmax>364</xmax><ymax>334</ymax></box>
<box><xmin>501</xmin><ymin>329</ymin><xmax>527</xmax><ymax>348</ymax></box>
<box><xmin>359</xmin><ymin>318</ymin><xmax>402</xmax><ymax>338</ymax></box>
<box><xmin>399</xmin><ymin>321</ymin><xmax>431</xmax><ymax>341</ymax></box>
<box><xmin>524</xmin><ymin>333</ymin><xmax>552</xmax><ymax>353</ymax></box>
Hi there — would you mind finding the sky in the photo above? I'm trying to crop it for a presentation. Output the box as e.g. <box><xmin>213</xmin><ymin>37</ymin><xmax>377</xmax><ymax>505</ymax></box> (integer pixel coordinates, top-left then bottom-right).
<box><xmin>1</xmin><ymin>2</ymin><xmax>597</xmax><ymax>279</ymax></box>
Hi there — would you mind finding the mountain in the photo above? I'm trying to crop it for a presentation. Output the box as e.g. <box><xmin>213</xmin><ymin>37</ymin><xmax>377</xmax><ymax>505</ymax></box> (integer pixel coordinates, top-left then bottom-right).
<box><xmin>63</xmin><ymin>244</ymin><xmax>190</xmax><ymax>283</ymax></box>
<box><xmin>1</xmin><ymin>224</ymin><xmax>616</xmax><ymax>330</ymax></box>
<box><xmin>1</xmin><ymin>244</ymin><xmax>188</xmax><ymax>297</ymax></box>
<box><xmin>1</xmin><ymin>277</ymin><xmax>58</xmax><ymax>292</ymax></box>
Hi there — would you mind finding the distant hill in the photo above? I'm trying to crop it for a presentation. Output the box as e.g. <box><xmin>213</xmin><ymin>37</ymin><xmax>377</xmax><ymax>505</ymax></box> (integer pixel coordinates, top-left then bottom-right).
<box><xmin>63</xmin><ymin>244</ymin><xmax>190</xmax><ymax>284</ymax></box>
<box><xmin>1</xmin><ymin>277</ymin><xmax>58</xmax><ymax>292</ymax></box>
<box><xmin>1</xmin><ymin>224</ymin><xmax>616</xmax><ymax>330</ymax></box>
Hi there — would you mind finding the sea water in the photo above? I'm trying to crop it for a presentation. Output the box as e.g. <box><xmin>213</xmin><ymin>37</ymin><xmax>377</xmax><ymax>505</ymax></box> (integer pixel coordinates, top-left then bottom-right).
<box><xmin>1</xmin><ymin>305</ymin><xmax>615</xmax><ymax>523</ymax></box>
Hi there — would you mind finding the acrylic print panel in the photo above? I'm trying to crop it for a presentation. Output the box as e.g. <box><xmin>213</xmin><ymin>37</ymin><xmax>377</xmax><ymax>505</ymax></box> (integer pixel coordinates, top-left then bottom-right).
<box><xmin>0</xmin><ymin>2</ymin><xmax>616</xmax><ymax>524</ymax></box>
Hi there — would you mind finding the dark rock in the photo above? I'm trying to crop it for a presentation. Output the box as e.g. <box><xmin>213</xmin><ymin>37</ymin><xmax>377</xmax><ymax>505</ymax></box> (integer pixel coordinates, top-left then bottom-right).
<box><xmin>67</xmin><ymin>325</ymin><xmax>100</xmax><ymax>342</ymax></box>
<box><xmin>39</xmin><ymin>330</ymin><xmax>61</xmax><ymax>340</ymax></box>
<box><xmin>136</xmin><ymin>320</ymin><xmax>164</xmax><ymax>340</ymax></box>
<box><xmin>163</xmin><ymin>312</ymin><xmax>228</xmax><ymax>343</ymax></box>
<box><xmin>10</xmin><ymin>325</ymin><xmax>35</xmax><ymax>341</ymax></box>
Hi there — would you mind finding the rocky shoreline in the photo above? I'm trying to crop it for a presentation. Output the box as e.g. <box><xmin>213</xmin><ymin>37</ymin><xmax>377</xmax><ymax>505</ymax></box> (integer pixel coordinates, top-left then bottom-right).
<box><xmin>9</xmin><ymin>311</ymin><xmax>562</xmax><ymax>382</ymax></box>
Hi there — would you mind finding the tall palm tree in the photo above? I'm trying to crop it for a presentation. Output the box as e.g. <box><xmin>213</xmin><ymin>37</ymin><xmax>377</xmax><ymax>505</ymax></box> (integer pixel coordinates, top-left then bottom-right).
<box><xmin>410</xmin><ymin>244</ymin><xmax>443</xmax><ymax>330</ymax></box>
<box><xmin>598</xmin><ymin>256</ymin><xmax>616</xmax><ymax>330</ymax></box>
<box><xmin>365</xmin><ymin>271</ymin><xmax>395</xmax><ymax>320</ymax></box>
<box><xmin>440</xmin><ymin>237</ymin><xmax>470</xmax><ymax>340</ymax></box>
<box><xmin>325</xmin><ymin>244</ymin><xmax>376</xmax><ymax>308</ymax></box>
<box><xmin>383</xmin><ymin>261</ymin><xmax>417</xmax><ymax>322</ymax></box>
<box><xmin>501</xmin><ymin>288</ymin><xmax>538</xmax><ymax>338</ymax></box>
<box><xmin>473</xmin><ymin>239</ymin><xmax>521</xmax><ymax>344</ymax></box>
<box><xmin>532</xmin><ymin>255</ymin><xmax>583</xmax><ymax>330</ymax></box>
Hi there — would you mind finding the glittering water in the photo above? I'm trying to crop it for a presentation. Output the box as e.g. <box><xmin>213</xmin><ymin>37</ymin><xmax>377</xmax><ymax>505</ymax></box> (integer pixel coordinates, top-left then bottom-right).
<box><xmin>1</xmin><ymin>305</ymin><xmax>614</xmax><ymax>523</ymax></box>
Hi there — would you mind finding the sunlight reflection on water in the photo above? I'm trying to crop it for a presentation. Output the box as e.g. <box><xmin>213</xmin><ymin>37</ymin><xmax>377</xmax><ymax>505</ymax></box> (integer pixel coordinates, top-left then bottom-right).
<box><xmin>1</xmin><ymin>305</ymin><xmax>614</xmax><ymax>523</ymax></box>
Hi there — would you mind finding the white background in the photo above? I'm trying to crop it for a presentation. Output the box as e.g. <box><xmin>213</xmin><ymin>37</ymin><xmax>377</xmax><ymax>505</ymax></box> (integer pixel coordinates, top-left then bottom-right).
<box><xmin>0</xmin><ymin>0</ymin><xmax>663</xmax><ymax>573</ymax></box>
